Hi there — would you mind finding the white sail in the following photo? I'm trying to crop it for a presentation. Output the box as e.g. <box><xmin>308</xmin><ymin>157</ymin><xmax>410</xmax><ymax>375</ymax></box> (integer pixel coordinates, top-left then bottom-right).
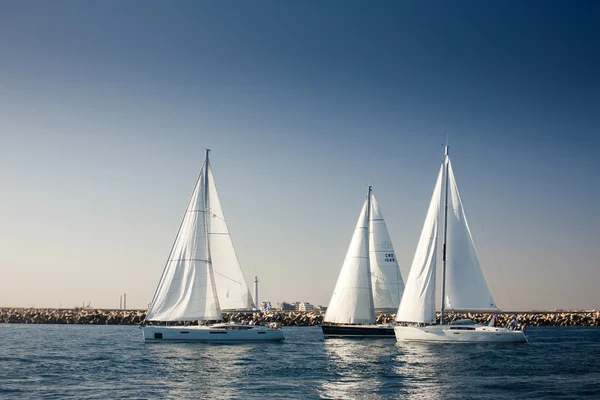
<box><xmin>324</xmin><ymin>199</ymin><xmax>376</xmax><ymax>324</ymax></box>
<box><xmin>443</xmin><ymin>160</ymin><xmax>496</xmax><ymax>310</ymax></box>
<box><xmin>396</xmin><ymin>165</ymin><xmax>443</xmax><ymax>324</ymax></box>
<box><xmin>146</xmin><ymin>162</ymin><xmax>222</xmax><ymax>322</ymax></box>
<box><xmin>369</xmin><ymin>194</ymin><xmax>404</xmax><ymax>311</ymax></box>
<box><xmin>206</xmin><ymin>163</ymin><xmax>255</xmax><ymax>310</ymax></box>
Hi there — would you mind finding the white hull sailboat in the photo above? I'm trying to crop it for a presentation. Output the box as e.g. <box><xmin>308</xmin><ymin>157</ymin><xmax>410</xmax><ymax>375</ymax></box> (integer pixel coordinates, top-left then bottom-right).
<box><xmin>395</xmin><ymin>145</ymin><xmax>526</xmax><ymax>343</ymax></box>
<box><xmin>142</xmin><ymin>324</ymin><xmax>284</xmax><ymax>342</ymax></box>
<box><xmin>395</xmin><ymin>324</ymin><xmax>527</xmax><ymax>343</ymax></box>
<box><xmin>323</xmin><ymin>186</ymin><xmax>404</xmax><ymax>338</ymax></box>
<box><xmin>142</xmin><ymin>149</ymin><xmax>284</xmax><ymax>343</ymax></box>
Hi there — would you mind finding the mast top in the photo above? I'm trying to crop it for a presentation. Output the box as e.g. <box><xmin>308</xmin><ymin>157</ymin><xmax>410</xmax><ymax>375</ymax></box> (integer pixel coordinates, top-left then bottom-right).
<box><xmin>444</xmin><ymin>136</ymin><xmax>450</xmax><ymax>156</ymax></box>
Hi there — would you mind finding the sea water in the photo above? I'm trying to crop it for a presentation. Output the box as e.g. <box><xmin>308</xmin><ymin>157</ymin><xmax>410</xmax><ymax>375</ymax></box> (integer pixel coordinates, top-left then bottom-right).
<box><xmin>0</xmin><ymin>325</ymin><xmax>599</xmax><ymax>399</ymax></box>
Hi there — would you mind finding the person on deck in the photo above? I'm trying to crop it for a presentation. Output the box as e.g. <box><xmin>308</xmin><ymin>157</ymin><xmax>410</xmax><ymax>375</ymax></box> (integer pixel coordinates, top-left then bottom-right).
<box><xmin>508</xmin><ymin>314</ymin><xmax>518</xmax><ymax>330</ymax></box>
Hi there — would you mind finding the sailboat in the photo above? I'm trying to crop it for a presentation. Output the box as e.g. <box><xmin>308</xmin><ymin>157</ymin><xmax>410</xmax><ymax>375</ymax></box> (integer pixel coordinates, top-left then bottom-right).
<box><xmin>142</xmin><ymin>150</ymin><xmax>284</xmax><ymax>342</ymax></box>
<box><xmin>322</xmin><ymin>186</ymin><xmax>404</xmax><ymax>338</ymax></box>
<box><xmin>394</xmin><ymin>145</ymin><xmax>527</xmax><ymax>343</ymax></box>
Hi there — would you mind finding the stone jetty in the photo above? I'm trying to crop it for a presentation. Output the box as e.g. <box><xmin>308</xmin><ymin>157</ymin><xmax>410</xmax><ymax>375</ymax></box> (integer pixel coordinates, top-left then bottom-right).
<box><xmin>1</xmin><ymin>308</ymin><xmax>599</xmax><ymax>327</ymax></box>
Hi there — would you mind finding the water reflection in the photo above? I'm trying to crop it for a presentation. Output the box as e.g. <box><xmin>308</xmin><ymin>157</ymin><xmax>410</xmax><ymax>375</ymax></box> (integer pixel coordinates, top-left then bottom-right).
<box><xmin>320</xmin><ymin>339</ymin><xmax>399</xmax><ymax>399</ymax></box>
<box><xmin>319</xmin><ymin>338</ymin><xmax>451</xmax><ymax>399</ymax></box>
<box><xmin>146</xmin><ymin>342</ymin><xmax>255</xmax><ymax>399</ymax></box>
<box><xmin>393</xmin><ymin>342</ymin><xmax>444</xmax><ymax>400</ymax></box>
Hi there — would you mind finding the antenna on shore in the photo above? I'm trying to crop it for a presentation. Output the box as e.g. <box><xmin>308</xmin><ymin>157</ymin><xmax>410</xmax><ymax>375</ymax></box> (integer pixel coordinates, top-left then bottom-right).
<box><xmin>254</xmin><ymin>276</ymin><xmax>259</xmax><ymax>311</ymax></box>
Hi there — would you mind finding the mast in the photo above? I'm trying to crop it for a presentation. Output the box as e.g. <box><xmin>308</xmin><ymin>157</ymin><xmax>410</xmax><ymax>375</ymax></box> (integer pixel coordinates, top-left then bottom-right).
<box><xmin>440</xmin><ymin>142</ymin><xmax>450</xmax><ymax>325</ymax></box>
<box><xmin>366</xmin><ymin>185</ymin><xmax>375</xmax><ymax>319</ymax></box>
<box><xmin>204</xmin><ymin>149</ymin><xmax>221</xmax><ymax>316</ymax></box>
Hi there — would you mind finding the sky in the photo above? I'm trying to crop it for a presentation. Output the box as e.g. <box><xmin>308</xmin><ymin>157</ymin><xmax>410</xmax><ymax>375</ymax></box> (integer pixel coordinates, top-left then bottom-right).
<box><xmin>0</xmin><ymin>1</ymin><xmax>598</xmax><ymax>311</ymax></box>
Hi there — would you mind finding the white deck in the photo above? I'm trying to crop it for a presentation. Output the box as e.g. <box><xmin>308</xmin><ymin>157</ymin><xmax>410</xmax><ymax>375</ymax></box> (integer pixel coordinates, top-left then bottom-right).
<box><xmin>394</xmin><ymin>324</ymin><xmax>527</xmax><ymax>343</ymax></box>
<box><xmin>142</xmin><ymin>324</ymin><xmax>285</xmax><ymax>343</ymax></box>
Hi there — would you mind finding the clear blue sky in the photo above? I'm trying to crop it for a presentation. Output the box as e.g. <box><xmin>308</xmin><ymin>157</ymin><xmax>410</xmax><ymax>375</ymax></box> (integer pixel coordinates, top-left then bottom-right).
<box><xmin>1</xmin><ymin>1</ymin><xmax>598</xmax><ymax>310</ymax></box>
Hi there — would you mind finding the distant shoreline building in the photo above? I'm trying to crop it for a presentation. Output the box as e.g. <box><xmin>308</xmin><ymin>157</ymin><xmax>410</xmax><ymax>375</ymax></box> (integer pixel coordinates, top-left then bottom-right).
<box><xmin>298</xmin><ymin>302</ymin><xmax>314</xmax><ymax>312</ymax></box>
<box><xmin>278</xmin><ymin>302</ymin><xmax>295</xmax><ymax>311</ymax></box>
<box><xmin>277</xmin><ymin>301</ymin><xmax>327</xmax><ymax>312</ymax></box>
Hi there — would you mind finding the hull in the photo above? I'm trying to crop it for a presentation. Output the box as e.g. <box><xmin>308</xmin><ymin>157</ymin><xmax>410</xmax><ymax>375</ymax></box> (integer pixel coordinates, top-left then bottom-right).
<box><xmin>322</xmin><ymin>324</ymin><xmax>395</xmax><ymax>338</ymax></box>
<box><xmin>394</xmin><ymin>325</ymin><xmax>527</xmax><ymax>343</ymax></box>
<box><xmin>142</xmin><ymin>325</ymin><xmax>285</xmax><ymax>343</ymax></box>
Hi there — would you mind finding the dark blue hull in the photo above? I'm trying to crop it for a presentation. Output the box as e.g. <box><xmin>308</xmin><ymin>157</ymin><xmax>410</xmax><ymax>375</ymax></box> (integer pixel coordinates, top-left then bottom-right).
<box><xmin>321</xmin><ymin>324</ymin><xmax>395</xmax><ymax>338</ymax></box>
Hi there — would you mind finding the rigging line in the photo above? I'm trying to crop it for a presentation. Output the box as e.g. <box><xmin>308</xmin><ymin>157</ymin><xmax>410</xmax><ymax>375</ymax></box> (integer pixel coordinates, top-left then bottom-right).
<box><xmin>211</xmin><ymin>270</ymin><xmax>242</xmax><ymax>285</ymax></box>
<box><xmin>213</xmin><ymin>163</ymin><xmax>258</xmax><ymax>286</ymax></box>
<box><xmin>474</xmin><ymin>212</ymin><xmax>514</xmax><ymax>310</ymax></box>
<box><xmin>206</xmin><ymin>159</ymin><xmax>254</xmax><ymax>293</ymax></box>
<box><xmin>453</xmin><ymin>170</ymin><xmax>513</xmax><ymax>311</ymax></box>
<box><xmin>207</xmin><ymin>212</ymin><xmax>227</xmax><ymax>221</ymax></box>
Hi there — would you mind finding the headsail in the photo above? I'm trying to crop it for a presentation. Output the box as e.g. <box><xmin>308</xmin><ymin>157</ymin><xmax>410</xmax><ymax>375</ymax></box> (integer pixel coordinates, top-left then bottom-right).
<box><xmin>369</xmin><ymin>194</ymin><xmax>404</xmax><ymax>311</ymax></box>
<box><xmin>443</xmin><ymin>160</ymin><xmax>496</xmax><ymax>310</ymax></box>
<box><xmin>324</xmin><ymin>199</ymin><xmax>376</xmax><ymax>324</ymax></box>
<box><xmin>396</xmin><ymin>165</ymin><xmax>443</xmax><ymax>324</ymax></box>
<box><xmin>146</xmin><ymin>159</ymin><xmax>222</xmax><ymax>322</ymax></box>
<box><xmin>206</xmin><ymin>163</ymin><xmax>255</xmax><ymax>310</ymax></box>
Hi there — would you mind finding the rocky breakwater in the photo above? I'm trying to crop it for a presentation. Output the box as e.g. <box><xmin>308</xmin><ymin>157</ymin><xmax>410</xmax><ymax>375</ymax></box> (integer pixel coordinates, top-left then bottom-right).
<box><xmin>1</xmin><ymin>308</ymin><xmax>599</xmax><ymax>326</ymax></box>
<box><xmin>377</xmin><ymin>311</ymin><xmax>600</xmax><ymax>327</ymax></box>
<box><xmin>0</xmin><ymin>308</ymin><xmax>146</xmax><ymax>325</ymax></box>
<box><xmin>222</xmin><ymin>311</ymin><xmax>325</xmax><ymax>326</ymax></box>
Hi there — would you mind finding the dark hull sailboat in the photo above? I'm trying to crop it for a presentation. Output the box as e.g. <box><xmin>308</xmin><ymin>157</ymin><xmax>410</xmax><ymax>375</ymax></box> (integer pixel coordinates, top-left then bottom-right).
<box><xmin>322</xmin><ymin>324</ymin><xmax>395</xmax><ymax>338</ymax></box>
<box><xmin>322</xmin><ymin>186</ymin><xmax>404</xmax><ymax>339</ymax></box>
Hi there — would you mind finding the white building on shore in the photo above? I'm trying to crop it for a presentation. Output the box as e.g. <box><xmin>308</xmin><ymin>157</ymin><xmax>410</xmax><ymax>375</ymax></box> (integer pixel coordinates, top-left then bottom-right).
<box><xmin>298</xmin><ymin>302</ymin><xmax>314</xmax><ymax>312</ymax></box>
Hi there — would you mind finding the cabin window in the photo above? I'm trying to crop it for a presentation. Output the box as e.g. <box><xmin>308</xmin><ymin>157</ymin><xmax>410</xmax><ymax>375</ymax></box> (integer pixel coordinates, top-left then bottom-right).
<box><xmin>209</xmin><ymin>331</ymin><xmax>228</xmax><ymax>334</ymax></box>
<box><xmin>257</xmin><ymin>332</ymin><xmax>266</xmax><ymax>334</ymax></box>
<box><xmin>180</xmin><ymin>331</ymin><xmax>189</xmax><ymax>334</ymax></box>
<box><xmin>154</xmin><ymin>333</ymin><xmax>163</xmax><ymax>339</ymax></box>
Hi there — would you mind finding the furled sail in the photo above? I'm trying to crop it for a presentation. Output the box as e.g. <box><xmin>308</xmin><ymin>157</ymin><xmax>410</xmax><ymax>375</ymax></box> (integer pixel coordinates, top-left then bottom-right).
<box><xmin>369</xmin><ymin>194</ymin><xmax>404</xmax><ymax>311</ymax></box>
<box><xmin>443</xmin><ymin>160</ymin><xmax>496</xmax><ymax>310</ymax></box>
<box><xmin>146</xmin><ymin>161</ymin><xmax>222</xmax><ymax>322</ymax></box>
<box><xmin>324</xmin><ymin>200</ymin><xmax>376</xmax><ymax>324</ymax></box>
<box><xmin>206</xmin><ymin>163</ymin><xmax>255</xmax><ymax>310</ymax></box>
<box><xmin>396</xmin><ymin>165</ymin><xmax>443</xmax><ymax>324</ymax></box>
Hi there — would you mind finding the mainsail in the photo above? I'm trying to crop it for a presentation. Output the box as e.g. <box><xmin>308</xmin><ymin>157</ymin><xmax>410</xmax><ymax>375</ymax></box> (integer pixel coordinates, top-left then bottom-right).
<box><xmin>146</xmin><ymin>159</ymin><xmax>221</xmax><ymax>322</ymax></box>
<box><xmin>206</xmin><ymin>163</ymin><xmax>255</xmax><ymax>310</ymax></box>
<box><xmin>444</xmin><ymin>160</ymin><xmax>496</xmax><ymax>310</ymax></box>
<box><xmin>324</xmin><ymin>199</ymin><xmax>376</xmax><ymax>324</ymax></box>
<box><xmin>396</xmin><ymin>166</ymin><xmax>443</xmax><ymax>324</ymax></box>
<box><xmin>369</xmin><ymin>194</ymin><xmax>405</xmax><ymax>311</ymax></box>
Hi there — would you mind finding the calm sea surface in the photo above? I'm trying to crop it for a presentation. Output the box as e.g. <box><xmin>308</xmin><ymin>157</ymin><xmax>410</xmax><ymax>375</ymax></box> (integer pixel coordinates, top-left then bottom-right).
<box><xmin>0</xmin><ymin>325</ymin><xmax>599</xmax><ymax>399</ymax></box>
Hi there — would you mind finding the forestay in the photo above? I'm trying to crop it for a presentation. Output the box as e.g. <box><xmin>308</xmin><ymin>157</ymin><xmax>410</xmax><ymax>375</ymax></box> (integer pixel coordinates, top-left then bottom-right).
<box><xmin>444</xmin><ymin>160</ymin><xmax>496</xmax><ymax>310</ymax></box>
<box><xmin>396</xmin><ymin>166</ymin><xmax>443</xmax><ymax>324</ymax></box>
<box><xmin>146</xmin><ymin>163</ymin><xmax>222</xmax><ymax>322</ymax></box>
<box><xmin>206</xmin><ymin>163</ymin><xmax>255</xmax><ymax>310</ymax></box>
<box><xmin>369</xmin><ymin>194</ymin><xmax>404</xmax><ymax>311</ymax></box>
<box><xmin>324</xmin><ymin>200</ymin><xmax>376</xmax><ymax>324</ymax></box>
